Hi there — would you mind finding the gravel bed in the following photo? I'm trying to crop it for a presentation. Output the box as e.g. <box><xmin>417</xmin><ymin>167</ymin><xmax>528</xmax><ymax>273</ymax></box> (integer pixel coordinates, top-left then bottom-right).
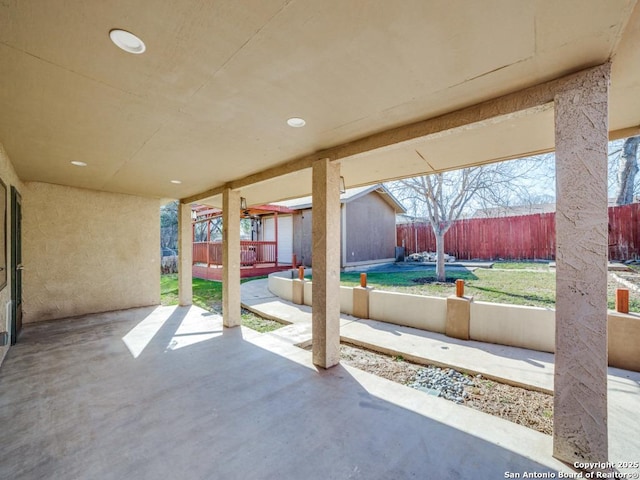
<box><xmin>407</xmin><ymin>366</ymin><xmax>474</xmax><ymax>403</ymax></box>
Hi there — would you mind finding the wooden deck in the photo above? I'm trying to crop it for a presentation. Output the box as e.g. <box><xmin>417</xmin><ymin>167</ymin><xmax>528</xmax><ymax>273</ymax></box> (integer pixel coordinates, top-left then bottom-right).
<box><xmin>192</xmin><ymin>264</ymin><xmax>291</xmax><ymax>281</ymax></box>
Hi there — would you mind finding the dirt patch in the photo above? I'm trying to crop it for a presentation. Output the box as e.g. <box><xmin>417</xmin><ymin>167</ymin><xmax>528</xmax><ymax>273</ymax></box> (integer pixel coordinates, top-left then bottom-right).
<box><xmin>612</xmin><ymin>268</ymin><xmax>640</xmax><ymax>290</ymax></box>
<box><xmin>340</xmin><ymin>343</ymin><xmax>422</xmax><ymax>384</ymax></box>
<box><xmin>337</xmin><ymin>343</ymin><xmax>553</xmax><ymax>435</ymax></box>
<box><xmin>411</xmin><ymin>277</ymin><xmax>458</xmax><ymax>285</ymax></box>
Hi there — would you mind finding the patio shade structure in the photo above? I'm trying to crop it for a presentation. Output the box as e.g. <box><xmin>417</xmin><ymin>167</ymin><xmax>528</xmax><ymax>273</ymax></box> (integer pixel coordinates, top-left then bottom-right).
<box><xmin>191</xmin><ymin>203</ymin><xmax>295</xmax><ymax>280</ymax></box>
<box><xmin>1</xmin><ymin>0</ymin><xmax>640</xmax><ymax>469</ymax></box>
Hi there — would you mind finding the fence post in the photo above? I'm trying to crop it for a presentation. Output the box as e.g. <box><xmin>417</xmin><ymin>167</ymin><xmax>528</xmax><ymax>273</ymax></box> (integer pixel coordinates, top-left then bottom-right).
<box><xmin>353</xmin><ymin>273</ymin><xmax>371</xmax><ymax>319</ymax></box>
<box><xmin>615</xmin><ymin>288</ymin><xmax>629</xmax><ymax>314</ymax></box>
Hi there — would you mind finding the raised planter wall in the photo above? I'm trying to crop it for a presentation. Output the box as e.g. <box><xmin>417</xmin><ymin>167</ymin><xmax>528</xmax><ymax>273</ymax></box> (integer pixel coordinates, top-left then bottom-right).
<box><xmin>469</xmin><ymin>301</ymin><xmax>556</xmax><ymax>353</ymax></box>
<box><xmin>268</xmin><ymin>275</ymin><xmax>294</xmax><ymax>302</ymax></box>
<box><xmin>340</xmin><ymin>286</ymin><xmax>354</xmax><ymax>316</ymax></box>
<box><xmin>608</xmin><ymin>312</ymin><xmax>640</xmax><ymax>372</ymax></box>
<box><xmin>369</xmin><ymin>290</ymin><xmax>447</xmax><ymax>333</ymax></box>
<box><xmin>266</xmin><ymin>273</ymin><xmax>640</xmax><ymax>372</ymax></box>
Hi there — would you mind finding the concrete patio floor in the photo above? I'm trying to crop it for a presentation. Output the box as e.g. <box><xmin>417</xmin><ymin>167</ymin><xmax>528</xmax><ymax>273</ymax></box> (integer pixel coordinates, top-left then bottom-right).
<box><xmin>0</xmin><ymin>305</ymin><xmax>573</xmax><ymax>479</ymax></box>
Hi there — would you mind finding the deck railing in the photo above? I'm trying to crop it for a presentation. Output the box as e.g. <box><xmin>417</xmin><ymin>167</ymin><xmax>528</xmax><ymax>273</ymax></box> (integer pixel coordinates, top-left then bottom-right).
<box><xmin>193</xmin><ymin>241</ymin><xmax>278</xmax><ymax>266</ymax></box>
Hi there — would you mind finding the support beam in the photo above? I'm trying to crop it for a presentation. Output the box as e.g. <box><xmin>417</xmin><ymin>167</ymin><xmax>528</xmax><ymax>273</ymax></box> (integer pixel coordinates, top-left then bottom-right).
<box><xmin>178</xmin><ymin>202</ymin><xmax>193</xmax><ymax>306</ymax></box>
<box><xmin>553</xmin><ymin>63</ymin><xmax>610</xmax><ymax>465</ymax></box>
<box><xmin>311</xmin><ymin>158</ymin><xmax>341</xmax><ymax>369</ymax></box>
<box><xmin>223</xmin><ymin>189</ymin><xmax>241</xmax><ymax>328</ymax></box>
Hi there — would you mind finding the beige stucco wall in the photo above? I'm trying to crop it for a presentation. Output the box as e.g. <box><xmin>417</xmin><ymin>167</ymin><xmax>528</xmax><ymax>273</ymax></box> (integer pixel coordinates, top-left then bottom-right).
<box><xmin>268</xmin><ymin>275</ymin><xmax>294</xmax><ymax>302</ymax></box>
<box><xmin>470</xmin><ymin>301</ymin><xmax>556</xmax><ymax>353</ymax></box>
<box><xmin>369</xmin><ymin>290</ymin><xmax>447</xmax><ymax>333</ymax></box>
<box><xmin>269</xmin><ymin>274</ymin><xmax>354</xmax><ymax>315</ymax></box>
<box><xmin>339</xmin><ymin>286</ymin><xmax>354</xmax><ymax>316</ymax></box>
<box><xmin>0</xmin><ymin>144</ymin><xmax>24</xmax><ymax>366</ymax></box>
<box><xmin>300</xmin><ymin>281</ymin><xmax>354</xmax><ymax>314</ymax></box>
<box><xmin>608</xmin><ymin>312</ymin><xmax>640</xmax><ymax>372</ymax></box>
<box><xmin>22</xmin><ymin>182</ymin><xmax>160</xmax><ymax>323</ymax></box>
<box><xmin>304</xmin><ymin>281</ymin><xmax>312</xmax><ymax>307</ymax></box>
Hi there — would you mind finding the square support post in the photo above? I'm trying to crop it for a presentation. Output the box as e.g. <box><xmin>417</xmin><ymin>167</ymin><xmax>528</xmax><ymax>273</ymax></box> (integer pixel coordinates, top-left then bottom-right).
<box><xmin>445</xmin><ymin>296</ymin><xmax>471</xmax><ymax>340</ymax></box>
<box><xmin>223</xmin><ymin>189</ymin><xmax>241</xmax><ymax>328</ymax></box>
<box><xmin>178</xmin><ymin>202</ymin><xmax>193</xmax><ymax>306</ymax></box>
<box><xmin>553</xmin><ymin>63</ymin><xmax>610</xmax><ymax>465</ymax></box>
<box><xmin>311</xmin><ymin>158</ymin><xmax>341</xmax><ymax>369</ymax></box>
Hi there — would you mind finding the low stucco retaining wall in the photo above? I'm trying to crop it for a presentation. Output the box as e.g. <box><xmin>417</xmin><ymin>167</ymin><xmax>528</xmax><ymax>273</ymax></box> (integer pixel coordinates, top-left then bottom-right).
<box><xmin>270</xmin><ymin>270</ymin><xmax>352</xmax><ymax>314</ymax></box>
<box><xmin>266</xmin><ymin>272</ymin><xmax>640</xmax><ymax>372</ymax></box>
<box><xmin>268</xmin><ymin>276</ymin><xmax>294</xmax><ymax>302</ymax></box>
<box><xmin>470</xmin><ymin>301</ymin><xmax>556</xmax><ymax>353</ymax></box>
<box><xmin>300</xmin><ymin>282</ymin><xmax>354</xmax><ymax>315</ymax></box>
<box><xmin>608</xmin><ymin>312</ymin><xmax>640</xmax><ymax>372</ymax></box>
<box><xmin>370</xmin><ymin>290</ymin><xmax>447</xmax><ymax>333</ymax></box>
<box><xmin>340</xmin><ymin>286</ymin><xmax>354</xmax><ymax>316</ymax></box>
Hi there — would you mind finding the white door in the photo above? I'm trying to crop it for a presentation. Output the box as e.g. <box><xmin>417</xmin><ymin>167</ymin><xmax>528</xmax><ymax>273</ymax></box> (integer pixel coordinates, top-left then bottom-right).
<box><xmin>262</xmin><ymin>216</ymin><xmax>293</xmax><ymax>264</ymax></box>
<box><xmin>263</xmin><ymin>217</ymin><xmax>275</xmax><ymax>241</ymax></box>
<box><xmin>277</xmin><ymin>216</ymin><xmax>293</xmax><ymax>265</ymax></box>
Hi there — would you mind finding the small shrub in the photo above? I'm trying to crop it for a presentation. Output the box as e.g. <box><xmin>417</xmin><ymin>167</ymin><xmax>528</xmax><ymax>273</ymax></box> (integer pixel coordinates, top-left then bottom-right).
<box><xmin>161</xmin><ymin>256</ymin><xmax>178</xmax><ymax>274</ymax></box>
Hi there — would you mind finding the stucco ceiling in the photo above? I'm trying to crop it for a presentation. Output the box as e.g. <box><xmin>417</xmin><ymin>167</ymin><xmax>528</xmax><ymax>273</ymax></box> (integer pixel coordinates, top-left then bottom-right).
<box><xmin>0</xmin><ymin>1</ymin><xmax>638</xmax><ymax>206</ymax></box>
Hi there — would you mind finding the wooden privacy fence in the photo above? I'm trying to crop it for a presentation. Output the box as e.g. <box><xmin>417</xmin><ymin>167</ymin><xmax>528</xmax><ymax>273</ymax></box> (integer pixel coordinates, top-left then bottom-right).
<box><xmin>397</xmin><ymin>203</ymin><xmax>640</xmax><ymax>261</ymax></box>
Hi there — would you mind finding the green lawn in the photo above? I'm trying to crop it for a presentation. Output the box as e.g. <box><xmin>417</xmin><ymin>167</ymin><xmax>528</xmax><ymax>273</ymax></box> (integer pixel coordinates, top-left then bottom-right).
<box><xmin>160</xmin><ymin>274</ymin><xmax>282</xmax><ymax>333</ymax></box>
<box><xmin>341</xmin><ymin>266</ymin><xmax>556</xmax><ymax>307</ymax></box>
<box><xmin>337</xmin><ymin>262</ymin><xmax>640</xmax><ymax>311</ymax></box>
<box><xmin>161</xmin><ymin>274</ymin><xmax>222</xmax><ymax>309</ymax></box>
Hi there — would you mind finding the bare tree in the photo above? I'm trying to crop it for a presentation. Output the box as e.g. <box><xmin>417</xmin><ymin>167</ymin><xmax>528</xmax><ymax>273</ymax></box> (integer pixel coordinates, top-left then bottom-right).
<box><xmin>390</xmin><ymin>137</ymin><xmax>639</xmax><ymax>282</ymax></box>
<box><xmin>390</xmin><ymin>156</ymin><xmax>551</xmax><ymax>281</ymax></box>
<box><xmin>615</xmin><ymin>136</ymin><xmax>640</xmax><ymax>205</ymax></box>
<box><xmin>160</xmin><ymin>201</ymin><xmax>178</xmax><ymax>249</ymax></box>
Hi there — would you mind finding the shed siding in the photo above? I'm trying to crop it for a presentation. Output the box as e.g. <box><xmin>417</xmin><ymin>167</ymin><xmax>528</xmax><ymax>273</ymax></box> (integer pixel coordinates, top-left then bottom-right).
<box><xmin>293</xmin><ymin>209</ymin><xmax>313</xmax><ymax>267</ymax></box>
<box><xmin>344</xmin><ymin>192</ymin><xmax>395</xmax><ymax>263</ymax></box>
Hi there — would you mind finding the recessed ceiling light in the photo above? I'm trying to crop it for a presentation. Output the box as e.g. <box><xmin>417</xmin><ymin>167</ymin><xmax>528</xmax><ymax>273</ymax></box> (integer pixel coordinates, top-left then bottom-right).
<box><xmin>109</xmin><ymin>29</ymin><xmax>146</xmax><ymax>54</ymax></box>
<box><xmin>287</xmin><ymin>117</ymin><xmax>306</xmax><ymax>128</ymax></box>
<box><xmin>71</xmin><ymin>161</ymin><xmax>87</xmax><ymax>167</ymax></box>
<box><xmin>170</xmin><ymin>180</ymin><xmax>182</xmax><ymax>184</ymax></box>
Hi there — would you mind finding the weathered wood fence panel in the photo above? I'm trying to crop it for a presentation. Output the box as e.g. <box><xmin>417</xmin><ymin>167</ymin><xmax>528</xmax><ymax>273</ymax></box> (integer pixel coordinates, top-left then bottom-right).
<box><xmin>397</xmin><ymin>203</ymin><xmax>640</xmax><ymax>261</ymax></box>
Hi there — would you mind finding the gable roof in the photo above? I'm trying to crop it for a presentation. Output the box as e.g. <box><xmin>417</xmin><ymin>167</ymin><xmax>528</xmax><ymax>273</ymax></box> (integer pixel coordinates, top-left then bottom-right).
<box><xmin>273</xmin><ymin>184</ymin><xmax>406</xmax><ymax>214</ymax></box>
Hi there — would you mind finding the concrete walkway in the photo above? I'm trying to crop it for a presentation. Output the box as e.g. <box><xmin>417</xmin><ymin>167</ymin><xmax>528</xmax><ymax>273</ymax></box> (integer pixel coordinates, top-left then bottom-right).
<box><xmin>242</xmin><ymin>278</ymin><xmax>640</xmax><ymax>469</ymax></box>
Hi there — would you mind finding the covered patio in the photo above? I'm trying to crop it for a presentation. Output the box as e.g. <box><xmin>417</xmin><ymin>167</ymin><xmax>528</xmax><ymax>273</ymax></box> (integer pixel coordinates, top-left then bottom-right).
<box><xmin>1</xmin><ymin>0</ymin><xmax>640</xmax><ymax>476</ymax></box>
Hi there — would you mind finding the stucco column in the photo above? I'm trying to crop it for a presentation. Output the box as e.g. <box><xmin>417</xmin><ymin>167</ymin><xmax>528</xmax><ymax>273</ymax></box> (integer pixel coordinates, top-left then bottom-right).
<box><xmin>178</xmin><ymin>202</ymin><xmax>193</xmax><ymax>306</ymax></box>
<box><xmin>312</xmin><ymin>158</ymin><xmax>341</xmax><ymax>368</ymax></box>
<box><xmin>223</xmin><ymin>188</ymin><xmax>241</xmax><ymax>328</ymax></box>
<box><xmin>553</xmin><ymin>63</ymin><xmax>610</xmax><ymax>465</ymax></box>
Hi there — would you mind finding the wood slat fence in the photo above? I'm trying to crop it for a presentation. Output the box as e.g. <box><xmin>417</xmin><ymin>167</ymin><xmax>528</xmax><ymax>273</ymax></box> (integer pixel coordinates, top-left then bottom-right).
<box><xmin>193</xmin><ymin>241</ymin><xmax>277</xmax><ymax>266</ymax></box>
<box><xmin>397</xmin><ymin>203</ymin><xmax>640</xmax><ymax>261</ymax></box>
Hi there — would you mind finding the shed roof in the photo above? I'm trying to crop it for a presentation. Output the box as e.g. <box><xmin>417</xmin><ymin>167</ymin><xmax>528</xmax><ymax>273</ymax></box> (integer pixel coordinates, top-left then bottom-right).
<box><xmin>273</xmin><ymin>184</ymin><xmax>406</xmax><ymax>214</ymax></box>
